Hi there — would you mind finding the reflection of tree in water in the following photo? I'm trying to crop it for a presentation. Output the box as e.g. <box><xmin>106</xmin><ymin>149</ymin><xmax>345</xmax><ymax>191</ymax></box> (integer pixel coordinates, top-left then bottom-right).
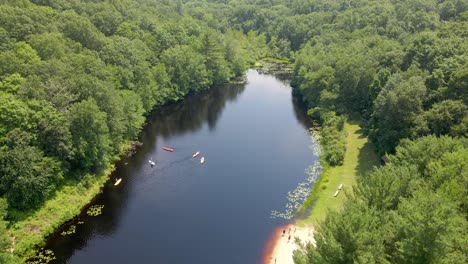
<box><xmin>291</xmin><ymin>93</ymin><xmax>313</xmax><ymax>130</ymax></box>
<box><xmin>44</xmin><ymin>83</ymin><xmax>246</xmax><ymax>263</ymax></box>
<box><xmin>148</xmin><ymin>83</ymin><xmax>245</xmax><ymax>137</ymax></box>
<box><xmin>263</xmin><ymin>71</ymin><xmax>312</xmax><ymax>130</ymax></box>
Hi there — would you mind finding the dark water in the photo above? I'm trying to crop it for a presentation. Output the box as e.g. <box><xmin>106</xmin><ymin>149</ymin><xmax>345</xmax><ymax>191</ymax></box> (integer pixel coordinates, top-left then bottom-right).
<box><xmin>46</xmin><ymin>70</ymin><xmax>318</xmax><ymax>263</ymax></box>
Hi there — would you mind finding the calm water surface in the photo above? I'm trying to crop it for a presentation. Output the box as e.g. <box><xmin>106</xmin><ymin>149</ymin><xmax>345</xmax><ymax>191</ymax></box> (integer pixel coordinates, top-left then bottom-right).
<box><xmin>46</xmin><ymin>70</ymin><xmax>318</xmax><ymax>263</ymax></box>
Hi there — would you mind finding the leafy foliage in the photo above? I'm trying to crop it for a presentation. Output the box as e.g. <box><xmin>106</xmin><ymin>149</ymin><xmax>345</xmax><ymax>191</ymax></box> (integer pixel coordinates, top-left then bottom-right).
<box><xmin>0</xmin><ymin>0</ymin><xmax>257</xmax><ymax>211</ymax></box>
<box><xmin>295</xmin><ymin>136</ymin><xmax>468</xmax><ymax>264</ymax></box>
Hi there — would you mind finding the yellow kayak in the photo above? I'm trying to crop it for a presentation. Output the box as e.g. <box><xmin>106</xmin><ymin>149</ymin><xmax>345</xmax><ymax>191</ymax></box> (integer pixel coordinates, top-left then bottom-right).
<box><xmin>114</xmin><ymin>178</ymin><xmax>122</xmax><ymax>186</ymax></box>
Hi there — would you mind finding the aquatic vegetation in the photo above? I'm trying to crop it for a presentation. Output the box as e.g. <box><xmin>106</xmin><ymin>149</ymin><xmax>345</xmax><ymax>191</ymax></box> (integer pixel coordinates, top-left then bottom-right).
<box><xmin>86</xmin><ymin>205</ymin><xmax>104</xmax><ymax>216</ymax></box>
<box><xmin>60</xmin><ymin>225</ymin><xmax>76</xmax><ymax>236</ymax></box>
<box><xmin>271</xmin><ymin>133</ymin><xmax>322</xmax><ymax>220</ymax></box>
<box><xmin>27</xmin><ymin>249</ymin><xmax>56</xmax><ymax>264</ymax></box>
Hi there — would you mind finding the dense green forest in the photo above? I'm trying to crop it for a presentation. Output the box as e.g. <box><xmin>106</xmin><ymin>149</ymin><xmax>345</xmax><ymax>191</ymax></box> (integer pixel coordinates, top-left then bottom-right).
<box><xmin>0</xmin><ymin>0</ymin><xmax>467</xmax><ymax>263</ymax></box>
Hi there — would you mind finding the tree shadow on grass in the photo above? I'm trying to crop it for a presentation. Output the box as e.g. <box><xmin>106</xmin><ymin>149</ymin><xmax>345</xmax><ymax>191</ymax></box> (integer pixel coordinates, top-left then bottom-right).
<box><xmin>356</xmin><ymin>140</ymin><xmax>379</xmax><ymax>177</ymax></box>
<box><xmin>356</xmin><ymin>129</ymin><xmax>367</xmax><ymax>139</ymax></box>
<box><xmin>346</xmin><ymin>118</ymin><xmax>380</xmax><ymax>177</ymax></box>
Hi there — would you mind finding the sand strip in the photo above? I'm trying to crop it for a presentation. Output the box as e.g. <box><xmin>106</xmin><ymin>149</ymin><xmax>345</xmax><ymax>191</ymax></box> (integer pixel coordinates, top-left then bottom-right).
<box><xmin>263</xmin><ymin>224</ymin><xmax>315</xmax><ymax>264</ymax></box>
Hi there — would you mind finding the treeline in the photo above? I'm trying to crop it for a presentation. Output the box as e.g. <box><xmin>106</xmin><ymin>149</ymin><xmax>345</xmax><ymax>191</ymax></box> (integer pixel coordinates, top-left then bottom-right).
<box><xmin>309</xmin><ymin>110</ymin><xmax>346</xmax><ymax>166</ymax></box>
<box><xmin>0</xmin><ymin>0</ymin><xmax>267</xmax><ymax>236</ymax></box>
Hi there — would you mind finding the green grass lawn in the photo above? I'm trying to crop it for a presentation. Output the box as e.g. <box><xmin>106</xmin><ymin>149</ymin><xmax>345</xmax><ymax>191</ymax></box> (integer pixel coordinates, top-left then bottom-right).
<box><xmin>299</xmin><ymin>120</ymin><xmax>379</xmax><ymax>225</ymax></box>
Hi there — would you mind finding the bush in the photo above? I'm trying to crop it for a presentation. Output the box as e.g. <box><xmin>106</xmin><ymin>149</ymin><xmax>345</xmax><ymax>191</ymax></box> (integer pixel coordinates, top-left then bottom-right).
<box><xmin>314</xmin><ymin>111</ymin><xmax>347</xmax><ymax>166</ymax></box>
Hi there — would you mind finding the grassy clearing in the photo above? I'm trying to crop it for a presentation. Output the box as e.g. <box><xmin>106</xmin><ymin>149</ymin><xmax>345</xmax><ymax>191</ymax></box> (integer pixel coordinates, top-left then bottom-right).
<box><xmin>298</xmin><ymin>120</ymin><xmax>379</xmax><ymax>225</ymax></box>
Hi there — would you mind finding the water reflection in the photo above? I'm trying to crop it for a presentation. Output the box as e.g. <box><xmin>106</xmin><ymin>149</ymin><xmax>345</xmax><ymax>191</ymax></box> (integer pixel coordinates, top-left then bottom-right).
<box><xmin>148</xmin><ymin>83</ymin><xmax>245</xmax><ymax>137</ymax></box>
<box><xmin>45</xmin><ymin>83</ymin><xmax>245</xmax><ymax>263</ymax></box>
<box><xmin>291</xmin><ymin>94</ymin><xmax>313</xmax><ymax>130</ymax></box>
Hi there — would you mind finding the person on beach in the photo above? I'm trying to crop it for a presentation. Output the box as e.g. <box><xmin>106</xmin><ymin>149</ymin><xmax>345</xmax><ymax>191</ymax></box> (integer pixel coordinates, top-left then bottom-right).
<box><xmin>282</xmin><ymin>229</ymin><xmax>285</xmax><ymax>236</ymax></box>
<box><xmin>288</xmin><ymin>234</ymin><xmax>291</xmax><ymax>242</ymax></box>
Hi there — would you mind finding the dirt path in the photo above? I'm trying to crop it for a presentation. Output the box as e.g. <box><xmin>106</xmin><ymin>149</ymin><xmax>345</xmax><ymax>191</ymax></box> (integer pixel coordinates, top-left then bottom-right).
<box><xmin>10</xmin><ymin>236</ymin><xmax>15</xmax><ymax>254</ymax></box>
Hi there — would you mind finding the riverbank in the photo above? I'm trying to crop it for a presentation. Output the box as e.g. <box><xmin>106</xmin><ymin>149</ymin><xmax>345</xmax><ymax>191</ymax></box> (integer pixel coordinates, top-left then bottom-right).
<box><xmin>300</xmin><ymin>120</ymin><xmax>379</xmax><ymax>224</ymax></box>
<box><xmin>7</xmin><ymin>142</ymin><xmax>135</xmax><ymax>261</ymax></box>
<box><xmin>264</xmin><ymin>120</ymin><xmax>378</xmax><ymax>263</ymax></box>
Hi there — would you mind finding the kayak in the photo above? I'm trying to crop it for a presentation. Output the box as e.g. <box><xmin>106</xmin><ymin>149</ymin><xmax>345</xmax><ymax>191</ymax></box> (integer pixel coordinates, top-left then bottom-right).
<box><xmin>200</xmin><ymin>157</ymin><xmax>205</xmax><ymax>164</ymax></box>
<box><xmin>114</xmin><ymin>178</ymin><xmax>122</xmax><ymax>186</ymax></box>
<box><xmin>163</xmin><ymin>147</ymin><xmax>174</xmax><ymax>152</ymax></box>
<box><xmin>149</xmin><ymin>160</ymin><xmax>155</xmax><ymax>166</ymax></box>
<box><xmin>192</xmin><ymin>151</ymin><xmax>200</xmax><ymax>158</ymax></box>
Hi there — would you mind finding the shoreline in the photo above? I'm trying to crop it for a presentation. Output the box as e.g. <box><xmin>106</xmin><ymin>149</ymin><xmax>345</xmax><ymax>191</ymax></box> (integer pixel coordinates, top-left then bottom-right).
<box><xmin>263</xmin><ymin>223</ymin><xmax>315</xmax><ymax>264</ymax></box>
<box><xmin>9</xmin><ymin>156</ymin><xmax>122</xmax><ymax>261</ymax></box>
<box><xmin>9</xmin><ymin>139</ymin><xmax>142</xmax><ymax>261</ymax></box>
<box><xmin>262</xmin><ymin>120</ymin><xmax>378</xmax><ymax>263</ymax></box>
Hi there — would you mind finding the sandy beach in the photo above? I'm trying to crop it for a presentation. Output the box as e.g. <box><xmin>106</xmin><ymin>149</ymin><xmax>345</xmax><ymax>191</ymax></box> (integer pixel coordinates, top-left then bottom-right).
<box><xmin>263</xmin><ymin>224</ymin><xmax>315</xmax><ymax>264</ymax></box>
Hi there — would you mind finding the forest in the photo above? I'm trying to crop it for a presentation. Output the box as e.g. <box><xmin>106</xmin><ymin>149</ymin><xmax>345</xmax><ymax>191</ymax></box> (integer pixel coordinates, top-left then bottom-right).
<box><xmin>0</xmin><ymin>0</ymin><xmax>467</xmax><ymax>263</ymax></box>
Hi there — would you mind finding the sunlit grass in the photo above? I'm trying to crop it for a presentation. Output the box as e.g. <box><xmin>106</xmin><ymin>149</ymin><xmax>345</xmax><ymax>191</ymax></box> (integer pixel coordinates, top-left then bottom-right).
<box><xmin>8</xmin><ymin>141</ymin><xmax>137</xmax><ymax>260</ymax></box>
<box><xmin>299</xmin><ymin>120</ymin><xmax>379</xmax><ymax>225</ymax></box>
<box><xmin>9</xmin><ymin>173</ymin><xmax>109</xmax><ymax>260</ymax></box>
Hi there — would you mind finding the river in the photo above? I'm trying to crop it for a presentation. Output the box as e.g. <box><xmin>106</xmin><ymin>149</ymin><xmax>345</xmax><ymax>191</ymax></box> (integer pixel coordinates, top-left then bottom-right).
<box><xmin>45</xmin><ymin>69</ymin><xmax>319</xmax><ymax>263</ymax></box>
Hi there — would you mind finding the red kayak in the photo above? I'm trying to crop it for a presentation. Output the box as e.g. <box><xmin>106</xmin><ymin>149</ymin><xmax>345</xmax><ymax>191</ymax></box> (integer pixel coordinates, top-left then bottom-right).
<box><xmin>162</xmin><ymin>147</ymin><xmax>174</xmax><ymax>152</ymax></box>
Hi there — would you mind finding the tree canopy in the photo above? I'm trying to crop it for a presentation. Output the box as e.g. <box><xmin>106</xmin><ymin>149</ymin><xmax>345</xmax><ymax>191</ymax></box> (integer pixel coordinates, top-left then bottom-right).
<box><xmin>0</xmin><ymin>0</ymin><xmax>265</xmax><ymax>211</ymax></box>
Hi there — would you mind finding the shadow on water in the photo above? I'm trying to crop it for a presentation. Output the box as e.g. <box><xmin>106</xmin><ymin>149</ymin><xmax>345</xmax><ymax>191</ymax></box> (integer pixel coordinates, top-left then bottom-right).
<box><xmin>291</xmin><ymin>94</ymin><xmax>313</xmax><ymax>130</ymax></box>
<box><xmin>259</xmin><ymin>70</ymin><xmax>312</xmax><ymax>130</ymax></box>
<box><xmin>44</xmin><ymin>83</ymin><xmax>245</xmax><ymax>264</ymax></box>
<box><xmin>133</xmin><ymin>83</ymin><xmax>246</xmax><ymax>161</ymax></box>
<box><xmin>148</xmin><ymin>83</ymin><xmax>245</xmax><ymax>137</ymax></box>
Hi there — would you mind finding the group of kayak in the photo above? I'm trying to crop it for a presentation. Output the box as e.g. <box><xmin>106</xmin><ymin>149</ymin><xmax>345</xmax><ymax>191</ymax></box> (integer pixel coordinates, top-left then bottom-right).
<box><xmin>163</xmin><ymin>146</ymin><xmax>205</xmax><ymax>164</ymax></box>
<box><xmin>114</xmin><ymin>146</ymin><xmax>205</xmax><ymax>186</ymax></box>
<box><xmin>191</xmin><ymin>151</ymin><xmax>205</xmax><ymax>164</ymax></box>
